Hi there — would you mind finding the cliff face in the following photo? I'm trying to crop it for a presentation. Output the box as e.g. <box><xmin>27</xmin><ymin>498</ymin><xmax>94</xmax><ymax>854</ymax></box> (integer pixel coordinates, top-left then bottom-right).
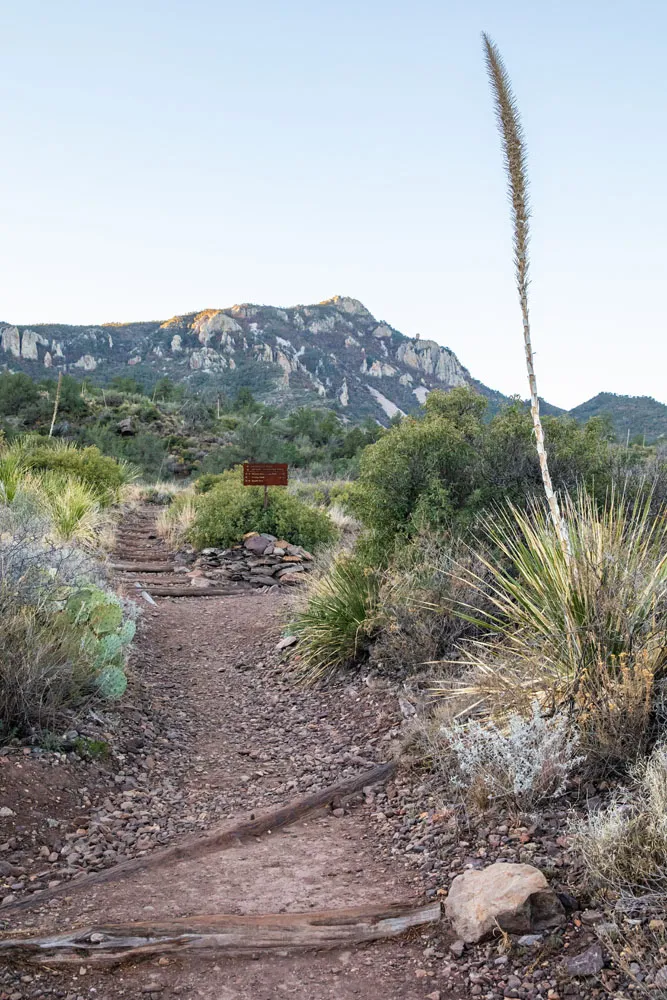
<box><xmin>0</xmin><ymin>296</ymin><xmax>476</xmax><ymax>423</ymax></box>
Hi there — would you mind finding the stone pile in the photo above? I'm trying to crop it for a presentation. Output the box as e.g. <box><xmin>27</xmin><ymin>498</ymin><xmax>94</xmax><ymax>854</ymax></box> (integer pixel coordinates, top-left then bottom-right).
<box><xmin>185</xmin><ymin>532</ymin><xmax>315</xmax><ymax>589</ymax></box>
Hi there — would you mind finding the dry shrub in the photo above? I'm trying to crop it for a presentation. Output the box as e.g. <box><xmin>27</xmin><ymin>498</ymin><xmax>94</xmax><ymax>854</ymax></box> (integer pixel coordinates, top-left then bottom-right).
<box><xmin>576</xmin><ymin>651</ymin><xmax>656</xmax><ymax>765</ymax></box>
<box><xmin>370</xmin><ymin>531</ymin><xmax>492</xmax><ymax>677</ymax></box>
<box><xmin>412</xmin><ymin>702</ymin><xmax>581</xmax><ymax>811</ymax></box>
<box><xmin>574</xmin><ymin>742</ymin><xmax>667</xmax><ymax>897</ymax></box>
<box><xmin>0</xmin><ymin>599</ymin><xmax>93</xmax><ymax>736</ymax></box>
<box><xmin>156</xmin><ymin>491</ymin><xmax>196</xmax><ymax>548</ymax></box>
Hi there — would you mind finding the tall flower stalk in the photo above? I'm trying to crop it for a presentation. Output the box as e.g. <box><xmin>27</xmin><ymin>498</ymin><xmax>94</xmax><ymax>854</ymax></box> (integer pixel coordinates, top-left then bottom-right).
<box><xmin>482</xmin><ymin>33</ymin><xmax>571</xmax><ymax>559</ymax></box>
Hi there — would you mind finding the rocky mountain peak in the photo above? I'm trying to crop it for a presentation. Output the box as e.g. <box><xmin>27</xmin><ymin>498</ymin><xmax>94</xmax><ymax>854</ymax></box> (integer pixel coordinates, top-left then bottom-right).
<box><xmin>0</xmin><ymin>298</ymin><xmax>477</xmax><ymax>424</ymax></box>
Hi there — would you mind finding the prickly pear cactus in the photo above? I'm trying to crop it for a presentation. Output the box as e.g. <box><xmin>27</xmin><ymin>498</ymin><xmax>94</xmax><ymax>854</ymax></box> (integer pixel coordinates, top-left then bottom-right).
<box><xmin>95</xmin><ymin>665</ymin><xmax>128</xmax><ymax>700</ymax></box>
<box><xmin>65</xmin><ymin>585</ymin><xmax>134</xmax><ymax>702</ymax></box>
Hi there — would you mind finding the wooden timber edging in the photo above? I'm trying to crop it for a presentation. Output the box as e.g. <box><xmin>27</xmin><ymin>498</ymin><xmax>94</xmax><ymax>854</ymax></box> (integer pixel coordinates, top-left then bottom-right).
<box><xmin>110</xmin><ymin>563</ymin><xmax>176</xmax><ymax>572</ymax></box>
<box><xmin>0</xmin><ymin>761</ymin><xmax>396</xmax><ymax>918</ymax></box>
<box><xmin>0</xmin><ymin>900</ymin><xmax>441</xmax><ymax>966</ymax></box>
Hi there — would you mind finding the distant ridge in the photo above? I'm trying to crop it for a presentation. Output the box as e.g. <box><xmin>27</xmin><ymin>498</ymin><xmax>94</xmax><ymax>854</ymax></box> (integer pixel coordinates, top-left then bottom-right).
<box><xmin>1</xmin><ymin>299</ymin><xmax>665</xmax><ymax>440</ymax></box>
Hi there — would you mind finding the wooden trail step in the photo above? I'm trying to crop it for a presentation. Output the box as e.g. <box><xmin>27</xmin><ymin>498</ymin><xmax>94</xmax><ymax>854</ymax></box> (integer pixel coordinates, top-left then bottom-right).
<box><xmin>145</xmin><ymin>586</ymin><xmax>246</xmax><ymax>597</ymax></box>
<box><xmin>0</xmin><ymin>901</ymin><xmax>441</xmax><ymax>967</ymax></box>
<box><xmin>110</xmin><ymin>563</ymin><xmax>176</xmax><ymax>572</ymax></box>
<box><xmin>0</xmin><ymin>762</ymin><xmax>396</xmax><ymax>916</ymax></box>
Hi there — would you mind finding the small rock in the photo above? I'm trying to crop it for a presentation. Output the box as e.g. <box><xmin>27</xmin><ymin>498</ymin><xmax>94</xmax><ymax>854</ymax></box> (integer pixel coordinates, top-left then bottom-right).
<box><xmin>426</xmin><ymin>993</ymin><xmax>441</xmax><ymax>1000</ymax></box>
<box><xmin>0</xmin><ymin>807</ymin><xmax>16</xmax><ymax>818</ymax></box>
<box><xmin>581</xmin><ymin>909</ymin><xmax>604</xmax><ymax>925</ymax></box>
<box><xmin>450</xmin><ymin>939</ymin><xmax>466</xmax><ymax>958</ymax></box>
<box><xmin>275</xmin><ymin>635</ymin><xmax>298</xmax><ymax>651</ymax></box>
<box><xmin>517</xmin><ymin>933</ymin><xmax>543</xmax><ymax>947</ymax></box>
<box><xmin>564</xmin><ymin>942</ymin><xmax>605</xmax><ymax>977</ymax></box>
<box><xmin>654</xmin><ymin>966</ymin><xmax>667</xmax><ymax>988</ymax></box>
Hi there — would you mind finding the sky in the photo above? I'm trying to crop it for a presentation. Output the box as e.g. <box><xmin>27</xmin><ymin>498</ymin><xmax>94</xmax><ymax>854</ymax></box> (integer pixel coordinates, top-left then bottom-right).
<box><xmin>1</xmin><ymin>0</ymin><xmax>666</xmax><ymax>410</ymax></box>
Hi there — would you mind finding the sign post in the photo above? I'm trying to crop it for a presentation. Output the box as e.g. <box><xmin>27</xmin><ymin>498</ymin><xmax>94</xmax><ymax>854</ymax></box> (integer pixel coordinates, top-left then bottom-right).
<box><xmin>242</xmin><ymin>463</ymin><xmax>289</xmax><ymax>510</ymax></box>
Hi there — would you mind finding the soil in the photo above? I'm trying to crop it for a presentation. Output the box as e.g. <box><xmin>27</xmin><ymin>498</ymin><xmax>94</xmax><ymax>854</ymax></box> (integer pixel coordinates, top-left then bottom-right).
<box><xmin>0</xmin><ymin>507</ymin><xmax>447</xmax><ymax>1000</ymax></box>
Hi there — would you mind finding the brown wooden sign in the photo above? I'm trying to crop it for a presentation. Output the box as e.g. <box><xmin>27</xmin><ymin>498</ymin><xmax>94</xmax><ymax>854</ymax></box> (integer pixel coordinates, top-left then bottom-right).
<box><xmin>243</xmin><ymin>462</ymin><xmax>289</xmax><ymax>487</ymax></box>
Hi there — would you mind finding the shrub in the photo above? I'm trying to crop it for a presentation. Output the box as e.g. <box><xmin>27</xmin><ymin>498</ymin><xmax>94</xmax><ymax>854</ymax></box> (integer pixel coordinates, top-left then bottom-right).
<box><xmin>289</xmin><ymin>556</ymin><xmax>380</xmax><ymax>683</ymax></box>
<box><xmin>157</xmin><ymin>491</ymin><xmax>197</xmax><ymax>548</ymax></box>
<box><xmin>19</xmin><ymin>440</ymin><xmax>136</xmax><ymax>505</ymax></box>
<box><xmin>0</xmin><ymin>500</ymin><xmax>134</xmax><ymax>739</ymax></box>
<box><xmin>370</xmin><ymin>530</ymin><xmax>493</xmax><ymax>676</ymax></box>
<box><xmin>448</xmin><ymin>489</ymin><xmax>667</xmax><ymax>767</ymax></box>
<box><xmin>574</xmin><ymin>742</ymin><xmax>667</xmax><ymax>896</ymax></box>
<box><xmin>188</xmin><ymin>468</ymin><xmax>336</xmax><ymax>551</ymax></box>
<box><xmin>425</xmin><ymin>703</ymin><xmax>582</xmax><ymax>810</ymax></box>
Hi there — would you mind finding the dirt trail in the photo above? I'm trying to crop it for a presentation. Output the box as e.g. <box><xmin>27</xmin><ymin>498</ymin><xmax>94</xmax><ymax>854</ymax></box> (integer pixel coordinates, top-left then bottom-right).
<box><xmin>2</xmin><ymin>507</ymin><xmax>447</xmax><ymax>999</ymax></box>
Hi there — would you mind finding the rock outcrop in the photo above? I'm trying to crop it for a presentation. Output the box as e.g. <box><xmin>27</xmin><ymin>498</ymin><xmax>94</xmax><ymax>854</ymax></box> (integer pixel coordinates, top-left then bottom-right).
<box><xmin>0</xmin><ymin>298</ymin><xmax>482</xmax><ymax>426</ymax></box>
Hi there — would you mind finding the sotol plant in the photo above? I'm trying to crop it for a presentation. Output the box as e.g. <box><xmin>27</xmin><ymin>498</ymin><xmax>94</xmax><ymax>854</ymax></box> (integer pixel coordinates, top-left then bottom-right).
<box><xmin>483</xmin><ymin>34</ymin><xmax>571</xmax><ymax>558</ymax></box>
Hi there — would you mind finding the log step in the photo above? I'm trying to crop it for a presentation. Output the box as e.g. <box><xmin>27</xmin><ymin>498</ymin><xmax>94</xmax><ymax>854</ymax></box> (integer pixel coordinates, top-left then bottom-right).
<box><xmin>111</xmin><ymin>563</ymin><xmax>176</xmax><ymax>572</ymax></box>
<box><xmin>146</xmin><ymin>586</ymin><xmax>244</xmax><ymax>597</ymax></box>
<box><xmin>0</xmin><ymin>901</ymin><xmax>441</xmax><ymax>966</ymax></box>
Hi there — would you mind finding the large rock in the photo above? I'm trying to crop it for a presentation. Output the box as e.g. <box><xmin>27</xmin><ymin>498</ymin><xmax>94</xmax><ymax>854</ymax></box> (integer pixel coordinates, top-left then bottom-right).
<box><xmin>244</xmin><ymin>535</ymin><xmax>271</xmax><ymax>555</ymax></box>
<box><xmin>444</xmin><ymin>863</ymin><xmax>565</xmax><ymax>943</ymax></box>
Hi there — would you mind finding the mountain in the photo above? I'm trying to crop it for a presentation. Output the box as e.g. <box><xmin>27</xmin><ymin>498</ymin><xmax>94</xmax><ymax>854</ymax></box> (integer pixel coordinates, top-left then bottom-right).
<box><xmin>568</xmin><ymin>393</ymin><xmax>667</xmax><ymax>444</ymax></box>
<box><xmin>0</xmin><ymin>296</ymin><xmax>487</xmax><ymax>425</ymax></box>
<box><xmin>2</xmin><ymin>297</ymin><xmax>666</xmax><ymax>440</ymax></box>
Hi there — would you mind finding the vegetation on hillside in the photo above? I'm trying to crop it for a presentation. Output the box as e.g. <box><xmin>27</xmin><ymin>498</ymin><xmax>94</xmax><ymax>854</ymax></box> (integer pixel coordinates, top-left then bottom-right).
<box><xmin>0</xmin><ymin>371</ymin><xmax>383</xmax><ymax>481</ymax></box>
<box><xmin>0</xmin><ymin>437</ymin><xmax>136</xmax><ymax>742</ymax></box>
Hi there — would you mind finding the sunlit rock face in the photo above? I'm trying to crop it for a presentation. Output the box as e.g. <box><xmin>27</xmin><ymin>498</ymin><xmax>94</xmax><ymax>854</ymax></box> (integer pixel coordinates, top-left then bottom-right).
<box><xmin>0</xmin><ymin>298</ymin><xmax>481</xmax><ymax>425</ymax></box>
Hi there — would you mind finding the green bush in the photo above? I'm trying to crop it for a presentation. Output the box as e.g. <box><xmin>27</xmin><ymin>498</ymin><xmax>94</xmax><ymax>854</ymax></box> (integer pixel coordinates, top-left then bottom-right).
<box><xmin>21</xmin><ymin>441</ymin><xmax>135</xmax><ymax>505</ymax></box>
<box><xmin>188</xmin><ymin>468</ymin><xmax>336</xmax><ymax>551</ymax></box>
<box><xmin>348</xmin><ymin>387</ymin><xmax>619</xmax><ymax>546</ymax></box>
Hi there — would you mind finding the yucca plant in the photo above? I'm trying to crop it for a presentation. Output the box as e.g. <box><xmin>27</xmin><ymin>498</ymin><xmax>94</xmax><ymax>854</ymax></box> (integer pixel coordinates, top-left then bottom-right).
<box><xmin>38</xmin><ymin>473</ymin><xmax>106</xmax><ymax>545</ymax></box>
<box><xmin>0</xmin><ymin>449</ymin><xmax>30</xmax><ymax>503</ymax></box>
<box><xmin>289</xmin><ymin>556</ymin><xmax>380</xmax><ymax>683</ymax></box>
<box><xmin>447</xmin><ymin>489</ymin><xmax>667</xmax><ymax>757</ymax></box>
<box><xmin>483</xmin><ymin>34</ymin><xmax>571</xmax><ymax>559</ymax></box>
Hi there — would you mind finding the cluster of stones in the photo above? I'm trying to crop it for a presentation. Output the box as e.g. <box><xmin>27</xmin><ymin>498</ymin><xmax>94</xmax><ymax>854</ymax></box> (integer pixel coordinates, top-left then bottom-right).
<box><xmin>190</xmin><ymin>532</ymin><xmax>314</xmax><ymax>588</ymax></box>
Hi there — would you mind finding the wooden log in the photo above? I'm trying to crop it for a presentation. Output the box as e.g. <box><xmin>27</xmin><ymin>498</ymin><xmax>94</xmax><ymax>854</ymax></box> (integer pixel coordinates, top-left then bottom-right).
<box><xmin>1</xmin><ymin>762</ymin><xmax>396</xmax><ymax>916</ymax></box>
<box><xmin>145</xmin><ymin>587</ymin><xmax>245</xmax><ymax>597</ymax></box>
<box><xmin>110</xmin><ymin>563</ymin><xmax>176</xmax><ymax>572</ymax></box>
<box><xmin>0</xmin><ymin>900</ymin><xmax>441</xmax><ymax>967</ymax></box>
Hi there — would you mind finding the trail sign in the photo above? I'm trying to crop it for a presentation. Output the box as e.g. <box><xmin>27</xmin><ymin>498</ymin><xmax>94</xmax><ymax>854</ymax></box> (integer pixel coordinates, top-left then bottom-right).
<box><xmin>243</xmin><ymin>463</ymin><xmax>289</xmax><ymax>487</ymax></box>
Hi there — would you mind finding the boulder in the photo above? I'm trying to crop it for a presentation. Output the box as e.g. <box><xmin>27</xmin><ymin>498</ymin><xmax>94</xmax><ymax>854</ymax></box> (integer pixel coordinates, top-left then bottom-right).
<box><xmin>444</xmin><ymin>863</ymin><xmax>565</xmax><ymax>943</ymax></box>
<box><xmin>244</xmin><ymin>535</ymin><xmax>271</xmax><ymax>555</ymax></box>
<box><xmin>117</xmin><ymin>417</ymin><xmax>135</xmax><ymax>436</ymax></box>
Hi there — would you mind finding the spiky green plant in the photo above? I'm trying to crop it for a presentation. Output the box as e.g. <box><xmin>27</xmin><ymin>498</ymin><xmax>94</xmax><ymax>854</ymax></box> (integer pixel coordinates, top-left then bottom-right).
<box><xmin>0</xmin><ymin>449</ymin><xmax>30</xmax><ymax>503</ymax></box>
<box><xmin>482</xmin><ymin>33</ymin><xmax>571</xmax><ymax>559</ymax></box>
<box><xmin>446</xmin><ymin>489</ymin><xmax>667</xmax><ymax>753</ymax></box>
<box><xmin>38</xmin><ymin>473</ymin><xmax>106</xmax><ymax>545</ymax></box>
<box><xmin>290</xmin><ymin>556</ymin><xmax>380</xmax><ymax>683</ymax></box>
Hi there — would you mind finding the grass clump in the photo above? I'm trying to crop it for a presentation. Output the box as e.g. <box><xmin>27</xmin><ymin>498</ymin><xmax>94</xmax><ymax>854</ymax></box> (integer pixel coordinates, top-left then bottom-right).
<box><xmin>289</xmin><ymin>556</ymin><xmax>380</xmax><ymax>683</ymax></box>
<box><xmin>574</xmin><ymin>741</ymin><xmax>667</xmax><ymax>896</ymax></box>
<box><xmin>186</xmin><ymin>468</ymin><xmax>336</xmax><ymax>551</ymax></box>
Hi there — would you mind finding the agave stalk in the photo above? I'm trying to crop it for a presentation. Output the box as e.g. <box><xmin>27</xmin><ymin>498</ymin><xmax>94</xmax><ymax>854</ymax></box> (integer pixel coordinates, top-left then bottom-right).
<box><xmin>48</xmin><ymin>371</ymin><xmax>63</xmax><ymax>439</ymax></box>
<box><xmin>482</xmin><ymin>34</ymin><xmax>571</xmax><ymax>560</ymax></box>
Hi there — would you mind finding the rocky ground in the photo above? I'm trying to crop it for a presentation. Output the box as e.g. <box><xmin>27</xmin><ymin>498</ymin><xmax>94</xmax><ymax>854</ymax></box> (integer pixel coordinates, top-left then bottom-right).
<box><xmin>0</xmin><ymin>507</ymin><xmax>659</xmax><ymax>999</ymax></box>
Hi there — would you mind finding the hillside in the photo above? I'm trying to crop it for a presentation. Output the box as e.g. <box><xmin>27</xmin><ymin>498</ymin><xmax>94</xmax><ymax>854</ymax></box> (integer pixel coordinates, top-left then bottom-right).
<box><xmin>2</xmin><ymin>297</ymin><xmax>666</xmax><ymax>440</ymax></box>
<box><xmin>0</xmin><ymin>297</ymin><xmax>481</xmax><ymax>426</ymax></box>
<box><xmin>568</xmin><ymin>392</ymin><xmax>667</xmax><ymax>443</ymax></box>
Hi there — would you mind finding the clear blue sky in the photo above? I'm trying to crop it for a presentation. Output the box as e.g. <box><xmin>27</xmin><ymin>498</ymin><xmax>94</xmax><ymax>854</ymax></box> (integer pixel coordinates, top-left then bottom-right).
<box><xmin>1</xmin><ymin>0</ymin><xmax>665</xmax><ymax>409</ymax></box>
